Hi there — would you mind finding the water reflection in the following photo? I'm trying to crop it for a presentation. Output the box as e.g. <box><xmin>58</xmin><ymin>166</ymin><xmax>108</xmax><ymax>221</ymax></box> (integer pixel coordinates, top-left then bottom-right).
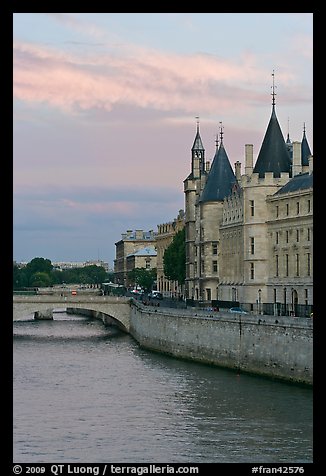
<box><xmin>13</xmin><ymin>314</ymin><xmax>313</xmax><ymax>463</ymax></box>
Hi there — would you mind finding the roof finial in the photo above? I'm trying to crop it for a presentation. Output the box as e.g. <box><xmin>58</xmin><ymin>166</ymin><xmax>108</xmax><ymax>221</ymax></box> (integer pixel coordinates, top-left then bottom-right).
<box><xmin>303</xmin><ymin>122</ymin><xmax>306</xmax><ymax>134</ymax></box>
<box><xmin>286</xmin><ymin>116</ymin><xmax>290</xmax><ymax>141</ymax></box>
<box><xmin>271</xmin><ymin>70</ymin><xmax>277</xmax><ymax>107</ymax></box>
<box><xmin>215</xmin><ymin>130</ymin><xmax>219</xmax><ymax>149</ymax></box>
<box><xmin>219</xmin><ymin>121</ymin><xmax>224</xmax><ymax>144</ymax></box>
<box><xmin>195</xmin><ymin>116</ymin><xmax>200</xmax><ymax>133</ymax></box>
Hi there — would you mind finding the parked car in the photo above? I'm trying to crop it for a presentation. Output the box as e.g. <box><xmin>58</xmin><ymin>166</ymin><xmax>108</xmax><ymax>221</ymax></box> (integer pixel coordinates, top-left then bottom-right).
<box><xmin>229</xmin><ymin>307</ymin><xmax>248</xmax><ymax>314</ymax></box>
<box><xmin>130</xmin><ymin>288</ymin><xmax>144</xmax><ymax>295</ymax></box>
<box><xmin>148</xmin><ymin>291</ymin><xmax>163</xmax><ymax>300</ymax></box>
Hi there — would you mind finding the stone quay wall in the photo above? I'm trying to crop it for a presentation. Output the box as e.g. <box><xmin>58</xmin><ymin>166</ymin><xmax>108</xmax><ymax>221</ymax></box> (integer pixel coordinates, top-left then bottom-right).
<box><xmin>129</xmin><ymin>303</ymin><xmax>313</xmax><ymax>385</ymax></box>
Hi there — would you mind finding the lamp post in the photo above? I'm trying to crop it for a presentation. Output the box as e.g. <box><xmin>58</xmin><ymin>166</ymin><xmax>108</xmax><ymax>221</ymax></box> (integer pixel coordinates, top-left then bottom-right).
<box><xmin>258</xmin><ymin>288</ymin><xmax>262</xmax><ymax>315</ymax></box>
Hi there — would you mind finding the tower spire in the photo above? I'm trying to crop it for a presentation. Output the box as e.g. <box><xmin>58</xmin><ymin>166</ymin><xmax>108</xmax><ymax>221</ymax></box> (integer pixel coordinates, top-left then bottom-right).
<box><xmin>215</xmin><ymin>130</ymin><xmax>219</xmax><ymax>150</ymax></box>
<box><xmin>219</xmin><ymin>121</ymin><xmax>224</xmax><ymax>145</ymax></box>
<box><xmin>271</xmin><ymin>70</ymin><xmax>277</xmax><ymax>107</ymax></box>
<box><xmin>195</xmin><ymin>116</ymin><xmax>200</xmax><ymax>133</ymax></box>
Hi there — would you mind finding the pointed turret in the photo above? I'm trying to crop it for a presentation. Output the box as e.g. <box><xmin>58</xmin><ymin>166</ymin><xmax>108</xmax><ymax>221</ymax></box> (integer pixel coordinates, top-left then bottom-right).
<box><xmin>253</xmin><ymin>72</ymin><xmax>292</xmax><ymax>178</ymax></box>
<box><xmin>190</xmin><ymin>117</ymin><xmax>205</xmax><ymax>179</ymax></box>
<box><xmin>301</xmin><ymin>124</ymin><xmax>312</xmax><ymax>166</ymax></box>
<box><xmin>285</xmin><ymin>118</ymin><xmax>293</xmax><ymax>159</ymax></box>
<box><xmin>199</xmin><ymin>124</ymin><xmax>237</xmax><ymax>202</ymax></box>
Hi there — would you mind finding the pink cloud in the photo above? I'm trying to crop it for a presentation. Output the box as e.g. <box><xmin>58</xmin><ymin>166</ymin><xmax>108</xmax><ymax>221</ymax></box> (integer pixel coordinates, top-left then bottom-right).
<box><xmin>14</xmin><ymin>40</ymin><xmax>300</xmax><ymax>117</ymax></box>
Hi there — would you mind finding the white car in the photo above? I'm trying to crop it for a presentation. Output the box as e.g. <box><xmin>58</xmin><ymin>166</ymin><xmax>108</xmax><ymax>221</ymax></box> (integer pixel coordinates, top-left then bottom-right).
<box><xmin>148</xmin><ymin>291</ymin><xmax>163</xmax><ymax>300</ymax></box>
<box><xmin>229</xmin><ymin>307</ymin><xmax>248</xmax><ymax>314</ymax></box>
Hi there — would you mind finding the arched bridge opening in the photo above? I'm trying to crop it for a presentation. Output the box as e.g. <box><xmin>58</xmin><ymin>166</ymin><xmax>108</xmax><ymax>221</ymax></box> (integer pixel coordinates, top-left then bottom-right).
<box><xmin>13</xmin><ymin>296</ymin><xmax>131</xmax><ymax>333</ymax></box>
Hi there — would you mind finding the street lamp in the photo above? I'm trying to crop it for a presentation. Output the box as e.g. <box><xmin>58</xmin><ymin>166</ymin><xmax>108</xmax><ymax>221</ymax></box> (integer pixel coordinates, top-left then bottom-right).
<box><xmin>258</xmin><ymin>289</ymin><xmax>262</xmax><ymax>315</ymax></box>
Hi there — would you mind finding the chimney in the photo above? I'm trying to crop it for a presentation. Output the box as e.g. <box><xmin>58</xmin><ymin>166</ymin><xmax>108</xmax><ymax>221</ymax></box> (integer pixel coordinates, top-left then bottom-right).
<box><xmin>234</xmin><ymin>161</ymin><xmax>241</xmax><ymax>181</ymax></box>
<box><xmin>135</xmin><ymin>229</ymin><xmax>143</xmax><ymax>240</ymax></box>
<box><xmin>292</xmin><ymin>141</ymin><xmax>302</xmax><ymax>177</ymax></box>
<box><xmin>309</xmin><ymin>155</ymin><xmax>313</xmax><ymax>174</ymax></box>
<box><xmin>245</xmin><ymin>144</ymin><xmax>253</xmax><ymax>176</ymax></box>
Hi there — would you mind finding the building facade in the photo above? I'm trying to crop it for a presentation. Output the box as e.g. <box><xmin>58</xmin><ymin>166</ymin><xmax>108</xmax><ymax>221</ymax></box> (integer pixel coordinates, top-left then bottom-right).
<box><xmin>114</xmin><ymin>229</ymin><xmax>156</xmax><ymax>286</ymax></box>
<box><xmin>184</xmin><ymin>90</ymin><xmax>313</xmax><ymax>316</ymax></box>
<box><xmin>156</xmin><ymin>210</ymin><xmax>185</xmax><ymax>296</ymax></box>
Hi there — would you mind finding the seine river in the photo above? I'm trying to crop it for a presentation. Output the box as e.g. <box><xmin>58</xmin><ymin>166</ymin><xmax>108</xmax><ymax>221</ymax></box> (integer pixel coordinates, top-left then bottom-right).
<box><xmin>13</xmin><ymin>313</ymin><xmax>313</xmax><ymax>464</ymax></box>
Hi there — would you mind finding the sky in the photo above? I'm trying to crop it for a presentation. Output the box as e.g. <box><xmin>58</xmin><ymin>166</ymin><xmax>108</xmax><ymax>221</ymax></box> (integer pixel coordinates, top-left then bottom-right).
<box><xmin>13</xmin><ymin>13</ymin><xmax>313</xmax><ymax>269</ymax></box>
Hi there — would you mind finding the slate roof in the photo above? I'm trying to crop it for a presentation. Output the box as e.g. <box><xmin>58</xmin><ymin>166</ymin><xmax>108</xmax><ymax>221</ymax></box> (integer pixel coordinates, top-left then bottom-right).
<box><xmin>274</xmin><ymin>172</ymin><xmax>313</xmax><ymax>195</ymax></box>
<box><xmin>253</xmin><ymin>105</ymin><xmax>292</xmax><ymax>178</ymax></box>
<box><xmin>191</xmin><ymin>127</ymin><xmax>205</xmax><ymax>152</ymax></box>
<box><xmin>126</xmin><ymin>246</ymin><xmax>157</xmax><ymax>258</ymax></box>
<box><xmin>301</xmin><ymin>129</ymin><xmax>312</xmax><ymax>166</ymax></box>
<box><xmin>199</xmin><ymin>143</ymin><xmax>237</xmax><ymax>202</ymax></box>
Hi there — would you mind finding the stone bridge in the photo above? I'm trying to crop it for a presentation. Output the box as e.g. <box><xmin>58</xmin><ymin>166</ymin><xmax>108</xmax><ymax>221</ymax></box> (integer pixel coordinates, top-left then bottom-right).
<box><xmin>13</xmin><ymin>295</ymin><xmax>132</xmax><ymax>332</ymax></box>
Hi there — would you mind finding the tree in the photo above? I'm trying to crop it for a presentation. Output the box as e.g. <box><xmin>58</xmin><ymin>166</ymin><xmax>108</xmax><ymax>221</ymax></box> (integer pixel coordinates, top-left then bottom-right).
<box><xmin>127</xmin><ymin>268</ymin><xmax>157</xmax><ymax>292</ymax></box>
<box><xmin>25</xmin><ymin>258</ymin><xmax>53</xmax><ymax>286</ymax></box>
<box><xmin>163</xmin><ymin>228</ymin><xmax>186</xmax><ymax>285</ymax></box>
<box><xmin>30</xmin><ymin>272</ymin><xmax>52</xmax><ymax>287</ymax></box>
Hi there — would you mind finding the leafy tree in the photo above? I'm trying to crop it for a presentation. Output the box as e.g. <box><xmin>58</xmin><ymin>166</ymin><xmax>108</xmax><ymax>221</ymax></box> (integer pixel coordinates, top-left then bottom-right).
<box><xmin>128</xmin><ymin>268</ymin><xmax>157</xmax><ymax>292</ymax></box>
<box><xmin>30</xmin><ymin>272</ymin><xmax>52</xmax><ymax>287</ymax></box>
<box><xmin>25</xmin><ymin>258</ymin><xmax>53</xmax><ymax>286</ymax></box>
<box><xmin>163</xmin><ymin>228</ymin><xmax>186</xmax><ymax>285</ymax></box>
<box><xmin>82</xmin><ymin>265</ymin><xmax>107</xmax><ymax>285</ymax></box>
<box><xmin>13</xmin><ymin>263</ymin><xmax>28</xmax><ymax>289</ymax></box>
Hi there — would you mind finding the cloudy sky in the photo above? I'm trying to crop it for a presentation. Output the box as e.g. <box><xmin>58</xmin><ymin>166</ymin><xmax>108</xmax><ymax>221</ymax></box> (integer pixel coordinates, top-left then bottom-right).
<box><xmin>13</xmin><ymin>13</ymin><xmax>313</xmax><ymax>268</ymax></box>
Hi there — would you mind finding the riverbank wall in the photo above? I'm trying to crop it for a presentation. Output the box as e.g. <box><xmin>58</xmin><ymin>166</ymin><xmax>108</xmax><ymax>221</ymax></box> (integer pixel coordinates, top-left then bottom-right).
<box><xmin>129</xmin><ymin>302</ymin><xmax>313</xmax><ymax>385</ymax></box>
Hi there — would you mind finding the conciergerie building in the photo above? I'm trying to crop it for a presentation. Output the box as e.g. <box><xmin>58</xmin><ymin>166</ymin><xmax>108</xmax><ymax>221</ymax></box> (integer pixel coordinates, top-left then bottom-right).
<box><xmin>183</xmin><ymin>78</ymin><xmax>313</xmax><ymax>317</ymax></box>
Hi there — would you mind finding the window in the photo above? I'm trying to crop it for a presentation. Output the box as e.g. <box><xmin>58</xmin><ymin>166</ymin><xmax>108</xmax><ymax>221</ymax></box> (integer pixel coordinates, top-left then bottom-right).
<box><xmin>250</xmin><ymin>200</ymin><xmax>254</xmax><ymax>217</ymax></box>
<box><xmin>206</xmin><ymin>288</ymin><xmax>211</xmax><ymax>301</ymax></box>
<box><xmin>276</xmin><ymin>205</ymin><xmax>279</xmax><ymax>218</ymax></box>
<box><xmin>212</xmin><ymin>242</ymin><xmax>218</xmax><ymax>255</ymax></box>
<box><xmin>275</xmin><ymin>255</ymin><xmax>279</xmax><ymax>277</ymax></box>
<box><xmin>305</xmin><ymin>289</ymin><xmax>308</xmax><ymax>306</ymax></box>
<box><xmin>296</xmin><ymin>202</ymin><xmax>300</xmax><ymax>214</ymax></box>
<box><xmin>307</xmin><ymin>228</ymin><xmax>311</xmax><ymax>241</ymax></box>
<box><xmin>307</xmin><ymin>199</ymin><xmax>311</xmax><ymax>213</ymax></box>
<box><xmin>307</xmin><ymin>253</ymin><xmax>311</xmax><ymax>277</ymax></box>
<box><xmin>285</xmin><ymin>254</ymin><xmax>289</xmax><ymax>277</ymax></box>
<box><xmin>213</xmin><ymin>260</ymin><xmax>218</xmax><ymax>273</ymax></box>
<box><xmin>276</xmin><ymin>231</ymin><xmax>279</xmax><ymax>245</ymax></box>
<box><xmin>286</xmin><ymin>203</ymin><xmax>289</xmax><ymax>216</ymax></box>
<box><xmin>296</xmin><ymin>254</ymin><xmax>300</xmax><ymax>276</ymax></box>
<box><xmin>250</xmin><ymin>262</ymin><xmax>254</xmax><ymax>280</ymax></box>
<box><xmin>273</xmin><ymin>288</ymin><xmax>277</xmax><ymax>303</ymax></box>
<box><xmin>145</xmin><ymin>259</ymin><xmax>151</xmax><ymax>269</ymax></box>
<box><xmin>286</xmin><ymin>230</ymin><xmax>289</xmax><ymax>243</ymax></box>
<box><xmin>250</xmin><ymin>237</ymin><xmax>255</xmax><ymax>254</ymax></box>
<box><xmin>296</xmin><ymin>229</ymin><xmax>300</xmax><ymax>242</ymax></box>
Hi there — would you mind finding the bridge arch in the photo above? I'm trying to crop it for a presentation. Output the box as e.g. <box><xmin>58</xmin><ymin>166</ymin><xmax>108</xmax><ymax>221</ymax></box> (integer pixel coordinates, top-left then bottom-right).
<box><xmin>13</xmin><ymin>296</ymin><xmax>131</xmax><ymax>332</ymax></box>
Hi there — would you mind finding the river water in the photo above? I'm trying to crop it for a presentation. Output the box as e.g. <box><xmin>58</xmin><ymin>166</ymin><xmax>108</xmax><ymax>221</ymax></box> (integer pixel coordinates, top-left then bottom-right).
<box><xmin>13</xmin><ymin>313</ymin><xmax>313</xmax><ymax>464</ymax></box>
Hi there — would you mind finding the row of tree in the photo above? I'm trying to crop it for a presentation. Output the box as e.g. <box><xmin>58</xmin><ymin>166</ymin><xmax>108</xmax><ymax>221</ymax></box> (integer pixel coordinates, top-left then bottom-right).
<box><xmin>13</xmin><ymin>228</ymin><xmax>186</xmax><ymax>291</ymax></box>
<box><xmin>13</xmin><ymin>257</ymin><xmax>111</xmax><ymax>289</ymax></box>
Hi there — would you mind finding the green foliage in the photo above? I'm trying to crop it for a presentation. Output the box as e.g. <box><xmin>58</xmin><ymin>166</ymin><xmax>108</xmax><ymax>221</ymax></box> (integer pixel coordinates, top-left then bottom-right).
<box><xmin>127</xmin><ymin>267</ymin><xmax>157</xmax><ymax>292</ymax></box>
<box><xmin>30</xmin><ymin>272</ymin><xmax>52</xmax><ymax>287</ymax></box>
<box><xmin>163</xmin><ymin>228</ymin><xmax>186</xmax><ymax>285</ymax></box>
<box><xmin>13</xmin><ymin>257</ymin><xmax>109</xmax><ymax>289</ymax></box>
<box><xmin>25</xmin><ymin>257</ymin><xmax>53</xmax><ymax>279</ymax></box>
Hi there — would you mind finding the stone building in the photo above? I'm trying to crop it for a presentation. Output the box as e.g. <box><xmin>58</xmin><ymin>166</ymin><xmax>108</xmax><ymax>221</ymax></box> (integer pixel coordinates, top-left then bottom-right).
<box><xmin>125</xmin><ymin>246</ymin><xmax>157</xmax><ymax>287</ymax></box>
<box><xmin>114</xmin><ymin>229</ymin><xmax>156</xmax><ymax>286</ymax></box>
<box><xmin>184</xmin><ymin>86</ymin><xmax>313</xmax><ymax>316</ymax></box>
<box><xmin>156</xmin><ymin>210</ymin><xmax>185</xmax><ymax>296</ymax></box>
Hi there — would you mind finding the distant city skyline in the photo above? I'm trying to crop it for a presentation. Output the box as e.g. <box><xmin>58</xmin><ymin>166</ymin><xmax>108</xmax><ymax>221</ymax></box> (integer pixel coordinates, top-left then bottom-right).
<box><xmin>13</xmin><ymin>13</ymin><xmax>313</xmax><ymax>267</ymax></box>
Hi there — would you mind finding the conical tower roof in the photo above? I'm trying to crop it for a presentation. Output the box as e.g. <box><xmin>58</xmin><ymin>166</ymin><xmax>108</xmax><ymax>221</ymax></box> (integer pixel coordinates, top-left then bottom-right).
<box><xmin>191</xmin><ymin>126</ymin><xmax>205</xmax><ymax>152</ymax></box>
<box><xmin>253</xmin><ymin>105</ymin><xmax>292</xmax><ymax>178</ymax></box>
<box><xmin>199</xmin><ymin>142</ymin><xmax>237</xmax><ymax>202</ymax></box>
<box><xmin>301</xmin><ymin>126</ymin><xmax>312</xmax><ymax>166</ymax></box>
